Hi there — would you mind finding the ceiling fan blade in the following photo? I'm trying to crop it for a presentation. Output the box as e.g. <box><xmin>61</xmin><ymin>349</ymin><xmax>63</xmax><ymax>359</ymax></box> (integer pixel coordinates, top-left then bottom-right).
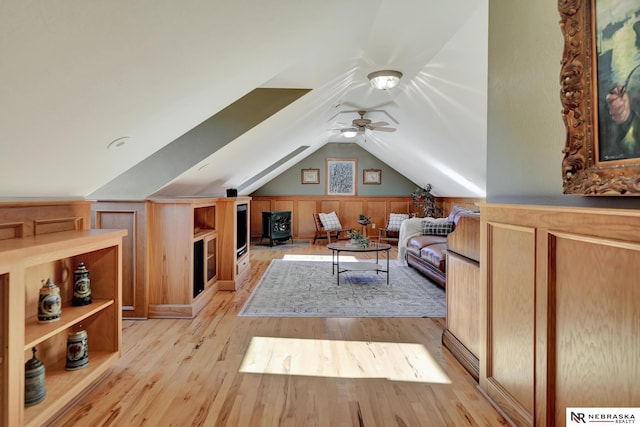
<box><xmin>367</xmin><ymin>121</ymin><xmax>389</xmax><ymax>128</ymax></box>
<box><xmin>371</xmin><ymin>127</ymin><xmax>396</xmax><ymax>132</ymax></box>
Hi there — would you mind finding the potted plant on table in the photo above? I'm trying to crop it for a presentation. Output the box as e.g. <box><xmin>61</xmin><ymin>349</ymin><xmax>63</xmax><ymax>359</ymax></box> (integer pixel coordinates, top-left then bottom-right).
<box><xmin>357</xmin><ymin>213</ymin><xmax>371</xmax><ymax>226</ymax></box>
<box><xmin>347</xmin><ymin>230</ymin><xmax>370</xmax><ymax>248</ymax></box>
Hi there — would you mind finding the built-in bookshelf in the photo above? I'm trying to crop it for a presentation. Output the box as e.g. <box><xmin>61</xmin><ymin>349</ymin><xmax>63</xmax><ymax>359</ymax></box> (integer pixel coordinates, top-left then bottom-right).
<box><xmin>0</xmin><ymin>229</ymin><xmax>125</xmax><ymax>427</ymax></box>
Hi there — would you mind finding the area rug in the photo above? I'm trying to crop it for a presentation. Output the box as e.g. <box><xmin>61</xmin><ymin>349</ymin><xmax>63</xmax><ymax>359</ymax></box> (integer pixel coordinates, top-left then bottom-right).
<box><xmin>238</xmin><ymin>259</ymin><xmax>446</xmax><ymax>317</ymax></box>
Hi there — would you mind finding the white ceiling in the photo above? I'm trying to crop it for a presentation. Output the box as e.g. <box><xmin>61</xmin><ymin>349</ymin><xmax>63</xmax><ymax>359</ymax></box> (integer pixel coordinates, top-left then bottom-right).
<box><xmin>0</xmin><ymin>0</ymin><xmax>488</xmax><ymax>199</ymax></box>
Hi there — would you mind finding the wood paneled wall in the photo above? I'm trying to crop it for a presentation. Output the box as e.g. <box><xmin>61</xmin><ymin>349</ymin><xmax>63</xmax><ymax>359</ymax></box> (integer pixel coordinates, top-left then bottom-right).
<box><xmin>250</xmin><ymin>196</ymin><xmax>484</xmax><ymax>241</ymax></box>
<box><xmin>250</xmin><ymin>196</ymin><xmax>412</xmax><ymax>240</ymax></box>
<box><xmin>0</xmin><ymin>200</ymin><xmax>90</xmax><ymax>239</ymax></box>
<box><xmin>479</xmin><ymin>204</ymin><xmax>640</xmax><ymax>427</ymax></box>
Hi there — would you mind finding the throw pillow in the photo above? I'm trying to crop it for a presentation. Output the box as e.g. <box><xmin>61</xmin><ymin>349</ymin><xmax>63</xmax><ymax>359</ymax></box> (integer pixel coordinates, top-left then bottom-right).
<box><xmin>319</xmin><ymin>211</ymin><xmax>342</xmax><ymax>230</ymax></box>
<box><xmin>386</xmin><ymin>213</ymin><xmax>409</xmax><ymax>231</ymax></box>
<box><xmin>422</xmin><ymin>217</ymin><xmax>455</xmax><ymax>236</ymax></box>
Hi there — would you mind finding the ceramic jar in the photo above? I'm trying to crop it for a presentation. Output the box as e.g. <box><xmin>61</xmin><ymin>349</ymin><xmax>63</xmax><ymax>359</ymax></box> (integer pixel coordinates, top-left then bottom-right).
<box><xmin>38</xmin><ymin>278</ymin><xmax>61</xmax><ymax>323</ymax></box>
<box><xmin>25</xmin><ymin>347</ymin><xmax>46</xmax><ymax>406</ymax></box>
<box><xmin>65</xmin><ymin>327</ymin><xmax>89</xmax><ymax>370</ymax></box>
<box><xmin>72</xmin><ymin>262</ymin><xmax>92</xmax><ymax>306</ymax></box>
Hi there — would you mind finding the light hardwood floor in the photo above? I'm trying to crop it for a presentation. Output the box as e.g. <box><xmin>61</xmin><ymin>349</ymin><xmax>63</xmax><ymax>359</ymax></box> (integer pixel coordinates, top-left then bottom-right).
<box><xmin>53</xmin><ymin>242</ymin><xmax>507</xmax><ymax>427</ymax></box>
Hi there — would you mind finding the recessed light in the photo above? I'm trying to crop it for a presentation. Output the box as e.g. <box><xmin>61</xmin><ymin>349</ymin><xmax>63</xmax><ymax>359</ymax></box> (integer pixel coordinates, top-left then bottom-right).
<box><xmin>107</xmin><ymin>136</ymin><xmax>129</xmax><ymax>150</ymax></box>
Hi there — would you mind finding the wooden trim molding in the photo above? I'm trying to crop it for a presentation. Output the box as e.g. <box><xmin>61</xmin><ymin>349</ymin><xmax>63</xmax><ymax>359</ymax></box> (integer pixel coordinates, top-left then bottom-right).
<box><xmin>442</xmin><ymin>329</ymin><xmax>479</xmax><ymax>381</ymax></box>
<box><xmin>0</xmin><ymin>222</ymin><xmax>24</xmax><ymax>240</ymax></box>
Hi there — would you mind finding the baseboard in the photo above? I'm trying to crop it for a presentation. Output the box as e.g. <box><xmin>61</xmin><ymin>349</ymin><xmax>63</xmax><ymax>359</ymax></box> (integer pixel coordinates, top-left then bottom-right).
<box><xmin>442</xmin><ymin>328</ymin><xmax>479</xmax><ymax>381</ymax></box>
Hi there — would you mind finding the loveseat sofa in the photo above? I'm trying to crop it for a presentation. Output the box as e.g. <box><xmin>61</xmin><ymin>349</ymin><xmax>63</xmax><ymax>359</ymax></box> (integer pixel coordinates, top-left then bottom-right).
<box><xmin>398</xmin><ymin>207</ymin><xmax>480</xmax><ymax>288</ymax></box>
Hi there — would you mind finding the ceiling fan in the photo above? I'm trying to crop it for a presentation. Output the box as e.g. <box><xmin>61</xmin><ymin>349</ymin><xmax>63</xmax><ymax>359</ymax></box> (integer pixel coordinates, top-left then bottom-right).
<box><xmin>337</xmin><ymin>111</ymin><xmax>396</xmax><ymax>138</ymax></box>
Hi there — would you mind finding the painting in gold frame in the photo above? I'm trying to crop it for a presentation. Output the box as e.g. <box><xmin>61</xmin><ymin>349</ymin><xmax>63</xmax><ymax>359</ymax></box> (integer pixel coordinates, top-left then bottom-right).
<box><xmin>560</xmin><ymin>0</ymin><xmax>640</xmax><ymax>195</ymax></box>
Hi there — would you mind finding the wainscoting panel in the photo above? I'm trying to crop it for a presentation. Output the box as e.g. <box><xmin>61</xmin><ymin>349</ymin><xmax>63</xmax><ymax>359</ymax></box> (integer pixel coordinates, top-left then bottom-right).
<box><xmin>486</xmin><ymin>222</ymin><xmax>535</xmax><ymax>425</ymax></box>
<box><xmin>93</xmin><ymin>201</ymin><xmax>148</xmax><ymax>319</ymax></box>
<box><xmin>34</xmin><ymin>216</ymin><xmax>83</xmax><ymax>235</ymax></box>
<box><xmin>446</xmin><ymin>252</ymin><xmax>480</xmax><ymax>357</ymax></box>
<box><xmin>0</xmin><ymin>222</ymin><xmax>23</xmax><ymax>240</ymax></box>
<box><xmin>294</xmin><ymin>200</ymin><xmax>317</xmax><ymax>239</ymax></box>
<box><xmin>250</xmin><ymin>196</ymin><xmax>414</xmax><ymax>241</ymax></box>
<box><xmin>0</xmin><ymin>201</ymin><xmax>91</xmax><ymax>237</ymax></box>
<box><xmin>480</xmin><ymin>204</ymin><xmax>640</xmax><ymax>427</ymax></box>
<box><xmin>551</xmin><ymin>232</ymin><xmax>640</xmax><ymax>425</ymax></box>
<box><xmin>250</xmin><ymin>200</ymin><xmax>271</xmax><ymax>240</ymax></box>
<box><xmin>273</xmin><ymin>200</ymin><xmax>294</xmax><ymax>215</ymax></box>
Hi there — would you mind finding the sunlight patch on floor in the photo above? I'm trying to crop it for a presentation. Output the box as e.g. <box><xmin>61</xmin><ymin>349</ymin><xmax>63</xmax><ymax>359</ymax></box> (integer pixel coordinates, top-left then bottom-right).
<box><xmin>239</xmin><ymin>336</ymin><xmax>451</xmax><ymax>384</ymax></box>
<box><xmin>282</xmin><ymin>254</ymin><xmax>358</xmax><ymax>262</ymax></box>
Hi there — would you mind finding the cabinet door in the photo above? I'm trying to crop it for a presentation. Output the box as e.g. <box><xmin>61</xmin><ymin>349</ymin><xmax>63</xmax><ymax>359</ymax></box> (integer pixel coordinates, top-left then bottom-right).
<box><xmin>93</xmin><ymin>204</ymin><xmax>148</xmax><ymax>319</ymax></box>
<box><xmin>206</xmin><ymin>235</ymin><xmax>217</xmax><ymax>283</ymax></box>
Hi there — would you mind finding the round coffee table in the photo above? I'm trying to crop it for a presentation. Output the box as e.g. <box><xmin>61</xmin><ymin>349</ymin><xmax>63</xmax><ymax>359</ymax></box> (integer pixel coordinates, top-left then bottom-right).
<box><xmin>326</xmin><ymin>241</ymin><xmax>392</xmax><ymax>285</ymax></box>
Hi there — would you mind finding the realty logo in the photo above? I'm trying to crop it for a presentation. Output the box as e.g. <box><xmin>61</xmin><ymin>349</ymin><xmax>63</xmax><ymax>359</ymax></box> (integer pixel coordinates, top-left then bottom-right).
<box><xmin>567</xmin><ymin>408</ymin><xmax>639</xmax><ymax>425</ymax></box>
<box><xmin>570</xmin><ymin>412</ymin><xmax>586</xmax><ymax>423</ymax></box>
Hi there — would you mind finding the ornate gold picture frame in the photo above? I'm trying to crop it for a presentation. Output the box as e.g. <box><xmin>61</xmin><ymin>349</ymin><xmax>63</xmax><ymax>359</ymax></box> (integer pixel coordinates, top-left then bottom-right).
<box><xmin>560</xmin><ymin>1</ymin><xmax>640</xmax><ymax>195</ymax></box>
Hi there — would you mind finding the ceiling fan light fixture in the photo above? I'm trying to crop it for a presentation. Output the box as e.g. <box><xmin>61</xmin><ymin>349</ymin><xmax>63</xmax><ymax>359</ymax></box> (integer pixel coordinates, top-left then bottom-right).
<box><xmin>341</xmin><ymin>128</ymin><xmax>358</xmax><ymax>138</ymax></box>
<box><xmin>367</xmin><ymin>70</ymin><xmax>403</xmax><ymax>90</ymax></box>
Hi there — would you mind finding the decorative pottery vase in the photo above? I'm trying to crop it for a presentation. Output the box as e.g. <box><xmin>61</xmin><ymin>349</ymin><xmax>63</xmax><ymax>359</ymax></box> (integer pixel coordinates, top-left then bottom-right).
<box><xmin>38</xmin><ymin>278</ymin><xmax>61</xmax><ymax>323</ymax></box>
<box><xmin>25</xmin><ymin>347</ymin><xmax>46</xmax><ymax>406</ymax></box>
<box><xmin>72</xmin><ymin>262</ymin><xmax>92</xmax><ymax>306</ymax></box>
<box><xmin>65</xmin><ymin>326</ymin><xmax>89</xmax><ymax>371</ymax></box>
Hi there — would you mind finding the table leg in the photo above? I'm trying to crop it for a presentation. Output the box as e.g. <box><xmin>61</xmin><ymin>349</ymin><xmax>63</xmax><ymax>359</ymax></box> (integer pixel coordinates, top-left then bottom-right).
<box><xmin>386</xmin><ymin>248</ymin><xmax>390</xmax><ymax>285</ymax></box>
<box><xmin>332</xmin><ymin>249</ymin><xmax>335</xmax><ymax>275</ymax></box>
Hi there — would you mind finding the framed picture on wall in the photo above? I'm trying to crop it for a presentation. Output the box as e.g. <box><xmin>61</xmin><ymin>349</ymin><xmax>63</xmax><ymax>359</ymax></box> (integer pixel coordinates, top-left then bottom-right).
<box><xmin>363</xmin><ymin>169</ymin><xmax>381</xmax><ymax>184</ymax></box>
<box><xmin>301</xmin><ymin>168</ymin><xmax>320</xmax><ymax>184</ymax></box>
<box><xmin>326</xmin><ymin>158</ymin><xmax>357</xmax><ymax>195</ymax></box>
<box><xmin>559</xmin><ymin>0</ymin><xmax>640</xmax><ymax>195</ymax></box>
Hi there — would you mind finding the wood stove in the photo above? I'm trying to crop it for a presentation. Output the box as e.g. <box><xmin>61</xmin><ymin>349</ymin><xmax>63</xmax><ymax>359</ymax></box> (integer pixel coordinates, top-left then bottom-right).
<box><xmin>261</xmin><ymin>211</ymin><xmax>292</xmax><ymax>246</ymax></box>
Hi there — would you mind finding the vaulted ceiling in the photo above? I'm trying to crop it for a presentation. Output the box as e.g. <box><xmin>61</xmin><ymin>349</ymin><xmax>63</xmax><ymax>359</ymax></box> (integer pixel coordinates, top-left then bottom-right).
<box><xmin>0</xmin><ymin>0</ymin><xmax>488</xmax><ymax>200</ymax></box>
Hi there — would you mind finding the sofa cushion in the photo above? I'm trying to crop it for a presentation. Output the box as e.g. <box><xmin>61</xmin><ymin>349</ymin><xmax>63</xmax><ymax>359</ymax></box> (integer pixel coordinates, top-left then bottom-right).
<box><xmin>421</xmin><ymin>217</ymin><xmax>455</xmax><ymax>235</ymax></box>
<box><xmin>407</xmin><ymin>234</ymin><xmax>447</xmax><ymax>251</ymax></box>
<box><xmin>420</xmin><ymin>242</ymin><xmax>447</xmax><ymax>271</ymax></box>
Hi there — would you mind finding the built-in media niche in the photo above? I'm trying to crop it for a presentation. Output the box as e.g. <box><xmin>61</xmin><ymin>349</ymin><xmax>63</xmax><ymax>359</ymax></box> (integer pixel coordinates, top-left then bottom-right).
<box><xmin>236</xmin><ymin>203</ymin><xmax>248</xmax><ymax>258</ymax></box>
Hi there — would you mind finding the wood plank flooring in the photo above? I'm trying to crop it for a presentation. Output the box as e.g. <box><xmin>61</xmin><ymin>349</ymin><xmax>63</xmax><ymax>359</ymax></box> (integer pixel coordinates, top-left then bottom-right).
<box><xmin>52</xmin><ymin>242</ymin><xmax>507</xmax><ymax>427</ymax></box>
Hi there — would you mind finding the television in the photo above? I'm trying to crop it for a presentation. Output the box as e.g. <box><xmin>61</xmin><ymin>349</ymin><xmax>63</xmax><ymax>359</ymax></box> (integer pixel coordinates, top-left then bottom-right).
<box><xmin>236</xmin><ymin>203</ymin><xmax>248</xmax><ymax>258</ymax></box>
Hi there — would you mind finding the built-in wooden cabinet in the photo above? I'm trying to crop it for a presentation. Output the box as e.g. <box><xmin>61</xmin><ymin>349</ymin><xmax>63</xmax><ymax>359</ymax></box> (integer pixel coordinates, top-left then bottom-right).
<box><xmin>0</xmin><ymin>228</ymin><xmax>125</xmax><ymax>427</ymax></box>
<box><xmin>147</xmin><ymin>199</ymin><xmax>219</xmax><ymax>318</ymax></box>
<box><xmin>442</xmin><ymin>213</ymin><xmax>481</xmax><ymax>380</ymax></box>
<box><xmin>94</xmin><ymin>197</ymin><xmax>249</xmax><ymax>319</ymax></box>
<box><xmin>92</xmin><ymin>201</ymin><xmax>149</xmax><ymax>319</ymax></box>
<box><xmin>480</xmin><ymin>204</ymin><xmax>640</xmax><ymax>427</ymax></box>
<box><xmin>217</xmin><ymin>197</ymin><xmax>251</xmax><ymax>291</ymax></box>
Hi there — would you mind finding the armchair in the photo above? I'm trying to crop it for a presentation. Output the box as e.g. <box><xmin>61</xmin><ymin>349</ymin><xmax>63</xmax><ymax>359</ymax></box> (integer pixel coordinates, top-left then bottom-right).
<box><xmin>378</xmin><ymin>213</ymin><xmax>409</xmax><ymax>245</ymax></box>
<box><xmin>312</xmin><ymin>212</ymin><xmax>352</xmax><ymax>244</ymax></box>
